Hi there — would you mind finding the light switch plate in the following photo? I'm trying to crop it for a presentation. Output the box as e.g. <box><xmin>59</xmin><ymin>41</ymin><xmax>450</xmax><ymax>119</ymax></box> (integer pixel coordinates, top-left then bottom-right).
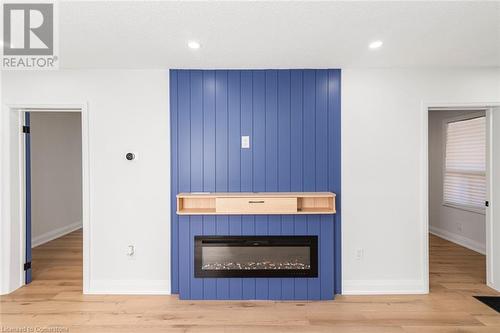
<box><xmin>241</xmin><ymin>136</ymin><xmax>250</xmax><ymax>149</ymax></box>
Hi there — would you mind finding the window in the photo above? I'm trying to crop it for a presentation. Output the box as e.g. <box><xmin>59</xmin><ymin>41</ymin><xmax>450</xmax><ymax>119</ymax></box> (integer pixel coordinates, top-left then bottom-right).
<box><xmin>443</xmin><ymin>115</ymin><xmax>486</xmax><ymax>211</ymax></box>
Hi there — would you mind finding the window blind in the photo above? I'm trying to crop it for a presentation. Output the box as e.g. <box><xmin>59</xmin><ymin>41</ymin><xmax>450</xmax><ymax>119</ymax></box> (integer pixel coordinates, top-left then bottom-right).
<box><xmin>444</xmin><ymin>116</ymin><xmax>486</xmax><ymax>209</ymax></box>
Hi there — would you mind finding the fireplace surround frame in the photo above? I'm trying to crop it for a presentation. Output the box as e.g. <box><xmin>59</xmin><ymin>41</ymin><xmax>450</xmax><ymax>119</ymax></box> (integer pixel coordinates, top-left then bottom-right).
<box><xmin>194</xmin><ymin>235</ymin><xmax>318</xmax><ymax>278</ymax></box>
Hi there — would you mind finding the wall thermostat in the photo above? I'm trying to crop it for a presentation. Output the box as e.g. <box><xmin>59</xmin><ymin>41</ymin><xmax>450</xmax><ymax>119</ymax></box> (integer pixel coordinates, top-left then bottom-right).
<box><xmin>126</xmin><ymin>153</ymin><xmax>135</xmax><ymax>161</ymax></box>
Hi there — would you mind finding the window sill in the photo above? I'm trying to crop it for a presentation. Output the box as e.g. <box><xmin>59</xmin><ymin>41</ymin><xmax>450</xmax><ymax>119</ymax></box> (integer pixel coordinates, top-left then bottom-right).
<box><xmin>442</xmin><ymin>202</ymin><xmax>485</xmax><ymax>215</ymax></box>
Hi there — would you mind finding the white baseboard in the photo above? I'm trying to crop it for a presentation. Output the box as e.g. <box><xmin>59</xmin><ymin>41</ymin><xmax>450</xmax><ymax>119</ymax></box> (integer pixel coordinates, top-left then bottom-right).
<box><xmin>342</xmin><ymin>279</ymin><xmax>427</xmax><ymax>295</ymax></box>
<box><xmin>87</xmin><ymin>279</ymin><xmax>171</xmax><ymax>295</ymax></box>
<box><xmin>32</xmin><ymin>221</ymin><xmax>82</xmax><ymax>248</ymax></box>
<box><xmin>430</xmin><ymin>225</ymin><xmax>485</xmax><ymax>255</ymax></box>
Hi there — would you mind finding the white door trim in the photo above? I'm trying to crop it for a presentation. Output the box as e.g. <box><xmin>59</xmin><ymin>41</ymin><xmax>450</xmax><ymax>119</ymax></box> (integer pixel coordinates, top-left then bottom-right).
<box><xmin>421</xmin><ymin>101</ymin><xmax>500</xmax><ymax>293</ymax></box>
<box><xmin>486</xmin><ymin>106</ymin><xmax>500</xmax><ymax>289</ymax></box>
<box><xmin>1</xmin><ymin>103</ymin><xmax>90</xmax><ymax>294</ymax></box>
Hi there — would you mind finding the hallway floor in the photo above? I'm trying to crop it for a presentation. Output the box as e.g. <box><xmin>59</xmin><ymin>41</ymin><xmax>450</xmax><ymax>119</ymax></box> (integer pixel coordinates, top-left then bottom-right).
<box><xmin>1</xmin><ymin>231</ymin><xmax>499</xmax><ymax>332</ymax></box>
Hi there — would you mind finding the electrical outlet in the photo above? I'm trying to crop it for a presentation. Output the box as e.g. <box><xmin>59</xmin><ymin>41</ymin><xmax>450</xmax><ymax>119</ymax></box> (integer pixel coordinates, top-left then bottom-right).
<box><xmin>457</xmin><ymin>223</ymin><xmax>463</xmax><ymax>232</ymax></box>
<box><xmin>355</xmin><ymin>248</ymin><xmax>364</xmax><ymax>260</ymax></box>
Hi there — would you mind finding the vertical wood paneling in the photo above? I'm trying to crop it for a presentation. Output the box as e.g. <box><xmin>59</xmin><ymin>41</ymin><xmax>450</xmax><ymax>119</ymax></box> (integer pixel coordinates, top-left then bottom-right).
<box><xmin>215</xmin><ymin>71</ymin><xmax>230</xmax><ymax>300</ymax></box>
<box><xmin>253</xmin><ymin>71</ymin><xmax>268</xmax><ymax>299</ymax></box>
<box><xmin>253</xmin><ymin>71</ymin><xmax>266</xmax><ymax>193</ymax></box>
<box><xmin>177</xmin><ymin>71</ymin><xmax>191</xmax><ymax>299</ymax></box>
<box><xmin>190</xmin><ymin>71</ymin><xmax>204</xmax><ymax>192</ymax></box>
<box><xmin>240</xmin><ymin>71</ymin><xmax>254</xmax><ymax>193</ymax></box>
<box><xmin>170</xmin><ymin>70</ymin><xmax>179</xmax><ymax>293</ymax></box>
<box><xmin>228</xmin><ymin>71</ymin><xmax>242</xmax><ymax>193</ymax></box>
<box><xmin>302</xmin><ymin>70</ymin><xmax>316</xmax><ymax>192</ymax></box>
<box><xmin>190</xmin><ymin>71</ymin><xmax>204</xmax><ymax>299</ymax></box>
<box><xmin>241</xmin><ymin>71</ymin><xmax>256</xmax><ymax>299</ymax></box>
<box><xmin>303</xmin><ymin>70</ymin><xmax>320</xmax><ymax>300</ymax></box>
<box><xmin>265</xmin><ymin>70</ymin><xmax>281</xmax><ymax>299</ymax></box>
<box><xmin>290</xmin><ymin>70</ymin><xmax>308</xmax><ymax>299</ymax></box>
<box><xmin>202</xmin><ymin>71</ymin><xmax>217</xmax><ymax>299</ymax></box>
<box><xmin>171</xmin><ymin>69</ymin><xmax>341</xmax><ymax>300</ymax></box>
<box><xmin>228</xmin><ymin>71</ymin><xmax>242</xmax><ymax>300</ymax></box>
<box><xmin>278</xmin><ymin>70</ymin><xmax>294</xmax><ymax>299</ymax></box>
<box><xmin>315</xmin><ymin>70</ymin><xmax>330</xmax><ymax>300</ymax></box>
<box><xmin>278</xmin><ymin>70</ymin><xmax>291</xmax><ymax>193</ymax></box>
<box><xmin>315</xmin><ymin>70</ymin><xmax>328</xmax><ymax>192</ymax></box>
<box><xmin>329</xmin><ymin>70</ymin><xmax>342</xmax><ymax>295</ymax></box>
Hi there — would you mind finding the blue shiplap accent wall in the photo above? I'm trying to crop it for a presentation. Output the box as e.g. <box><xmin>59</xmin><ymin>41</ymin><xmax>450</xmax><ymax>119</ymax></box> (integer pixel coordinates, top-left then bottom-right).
<box><xmin>170</xmin><ymin>69</ymin><xmax>341</xmax><ymax>300</ymax></box>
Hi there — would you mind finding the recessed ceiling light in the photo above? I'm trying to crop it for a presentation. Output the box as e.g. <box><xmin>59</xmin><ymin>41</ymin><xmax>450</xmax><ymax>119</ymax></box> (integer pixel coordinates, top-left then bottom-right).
<box><xmin>369</xmin><ymin>40</ymin><xmax>383</xmax><ymax>49</ymax></box>
<box><xmin>188</xmin><ymin>40</ymin><xmax>201</xmax><ymax>50</ymax></box>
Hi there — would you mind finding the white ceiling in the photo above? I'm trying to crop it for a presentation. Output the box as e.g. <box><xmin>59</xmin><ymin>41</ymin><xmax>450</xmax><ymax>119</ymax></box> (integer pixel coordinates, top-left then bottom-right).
<box><xmin>60</xmin><ymin>1</ymin><xmax>500</xmax><ymax>69</ymax></box>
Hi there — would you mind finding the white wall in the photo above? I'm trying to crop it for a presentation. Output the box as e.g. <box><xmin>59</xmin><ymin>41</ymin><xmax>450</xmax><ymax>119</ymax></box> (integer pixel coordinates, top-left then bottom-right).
<box><xmin>1</xmin><ymin>70</ymin><xmax>170</xmax><ymax>294</ymax></box>
<box><xmin>342</xmin><ymin>68</ymin><xmax>500</xmax><ymax>294</ymax></box>
<box><xmin>0</xmin><ymin>69</ymin><xmax>4</xmax><ymax>293</ymax></box>
<box><xmin>428</xmin><ymin>110</ymin><xmax>486</xmax><ymax>254</ymax></box>
<box><xmin>2</xmin><ymin>68</ymin><xmax>499</xmax><ymax>295</ymax></box>
<box><xmin>30</xmin><ymin>112</ymin><xmax>83</xmax><ymax>247</ymax></box>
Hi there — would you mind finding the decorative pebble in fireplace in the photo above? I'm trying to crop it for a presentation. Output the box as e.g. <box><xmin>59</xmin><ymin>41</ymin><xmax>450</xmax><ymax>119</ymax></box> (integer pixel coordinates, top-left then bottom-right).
<box><xmin>201</xmin><ymin>260</ymin><xmax>310</xmax><ymax>271</ymax></box>
<box><xmin>195</xmin><ymin>236</ymin><xmax>318</xmax><ymax>278</ymax></box>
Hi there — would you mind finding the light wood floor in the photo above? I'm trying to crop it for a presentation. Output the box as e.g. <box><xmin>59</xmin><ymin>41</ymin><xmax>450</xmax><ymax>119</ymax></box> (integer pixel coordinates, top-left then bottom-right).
<box><xmin>1</xmin><ymin>230</ymin><xmax>499</xmax><ymax>332</ymax></box>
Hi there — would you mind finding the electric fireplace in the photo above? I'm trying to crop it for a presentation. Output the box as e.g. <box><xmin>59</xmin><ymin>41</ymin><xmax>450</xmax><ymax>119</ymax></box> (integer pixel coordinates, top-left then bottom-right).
<box><xmin>194</xmin><ymin>236</ymin><xmax>318</xmax><ymax>278</ymax></box>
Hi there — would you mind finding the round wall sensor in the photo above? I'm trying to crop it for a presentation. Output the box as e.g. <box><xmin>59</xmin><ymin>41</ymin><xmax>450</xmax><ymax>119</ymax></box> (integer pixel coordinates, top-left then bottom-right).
<box><xmin>126</xmin><ymin>153</ymin><xmax>135</xmax><ymax>161</ymax></box>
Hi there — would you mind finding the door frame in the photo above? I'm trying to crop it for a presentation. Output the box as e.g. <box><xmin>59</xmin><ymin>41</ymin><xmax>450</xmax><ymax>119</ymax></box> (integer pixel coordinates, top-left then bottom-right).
<box><xmin>24</xmin><ymin>112</ymin><xmax>32</xmax><ymax>284</ymax></box>
<box><xmin>421</xmin><ymin>101</ymin><xmax>500</xmax><ymax>292</ymax></box>
<box><xmin>5</xmin><ymin>104</ymin><xmax>90</xmax><ymax>293</ymax></box>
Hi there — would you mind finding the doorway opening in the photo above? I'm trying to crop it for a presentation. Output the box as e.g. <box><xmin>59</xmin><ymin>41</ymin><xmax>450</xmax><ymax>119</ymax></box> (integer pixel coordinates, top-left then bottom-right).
<box><xmin>427</xmin><ymin>106</ymin><xmax>499</xmax><ymax>296</ymax></box>
<box><xmin>1</xmin><ymin>104</ymin><xmax>89</xmax><ymax>295</ymax></box>
<box><xmin>24</xmin><ymin>111</ymin><xmax>83</xmax><ymax>287</ymax></box>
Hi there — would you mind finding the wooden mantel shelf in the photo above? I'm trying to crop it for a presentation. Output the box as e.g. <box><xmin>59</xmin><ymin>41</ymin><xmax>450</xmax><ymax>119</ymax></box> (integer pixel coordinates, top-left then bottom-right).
<box><xmin>176</xmin><ymin>192</ymin><xmax>336</xmax><ymax>215</ymax></box>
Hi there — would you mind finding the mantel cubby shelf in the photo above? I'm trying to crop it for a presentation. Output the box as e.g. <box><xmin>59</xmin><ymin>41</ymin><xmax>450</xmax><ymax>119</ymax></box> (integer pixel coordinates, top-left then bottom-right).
<box><xmin>176</xmin><ymin>192</ymin><xmax>336</xmax><ymax>215</ymax></box>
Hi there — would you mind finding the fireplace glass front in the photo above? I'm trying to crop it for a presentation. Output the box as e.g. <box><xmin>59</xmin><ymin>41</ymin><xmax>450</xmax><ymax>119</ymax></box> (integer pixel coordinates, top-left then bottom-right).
<box><xmin>194</xmin><ymin>236</ymin><xmax>318</xmax><ymax>278</ymax></box>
